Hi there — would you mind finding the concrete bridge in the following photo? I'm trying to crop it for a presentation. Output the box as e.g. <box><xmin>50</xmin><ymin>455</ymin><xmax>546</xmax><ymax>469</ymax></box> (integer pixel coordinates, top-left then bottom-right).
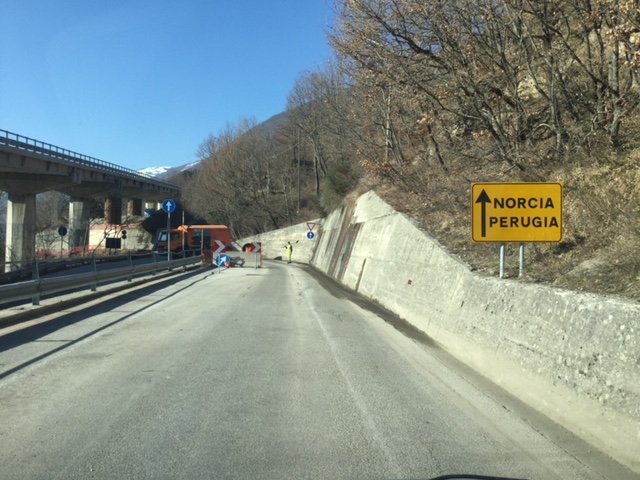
<box><xmin>0</xmin><ymin>129</ymin><xmax>181</xmax><ymax>270</ymax></box>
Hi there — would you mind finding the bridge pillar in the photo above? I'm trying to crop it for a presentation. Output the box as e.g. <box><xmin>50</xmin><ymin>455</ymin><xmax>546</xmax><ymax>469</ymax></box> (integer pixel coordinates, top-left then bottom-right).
<box><xmin>4</xmin><ymin>193</ymin><xmax>36</xmax><ymax>271</ymax></box>
<box><xmin>127</xmin><ymin>198</ymin><xmax>143</xmax><ymax>217</ymax></box>
<box><xmin>69</xmin><ymin>198</ymin><xmax>91</xmax><ymax>253</ymax></box>
<box><xmin>104</xmin><ymin>197</ymin><xmax>122</xmax><ymax>225</ymax></box>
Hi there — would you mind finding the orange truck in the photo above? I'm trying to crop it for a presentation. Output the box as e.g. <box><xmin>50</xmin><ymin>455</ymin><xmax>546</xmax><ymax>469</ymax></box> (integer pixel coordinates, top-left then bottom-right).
<box><xmin>155</xmin><ymin>225</ymin><xmax>233</xmax><ymax>262</ymax></box>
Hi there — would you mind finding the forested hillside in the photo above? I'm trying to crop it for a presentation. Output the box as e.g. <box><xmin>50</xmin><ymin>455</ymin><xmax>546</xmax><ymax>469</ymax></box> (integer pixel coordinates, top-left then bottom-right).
<box><xmin>180</xmin><ymin>0</ymin><xmax>640</xmax><ymax>299</ymax></box>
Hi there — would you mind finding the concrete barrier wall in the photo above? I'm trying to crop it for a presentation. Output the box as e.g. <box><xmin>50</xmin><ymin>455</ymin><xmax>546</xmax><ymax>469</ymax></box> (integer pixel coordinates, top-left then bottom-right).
<box><xmin>237</xmin><ymin>219</ymin><xmax>321</xmax><ymax>264</ymax></box>
<box><xmin>241</xmin><ymin>191</ymin><xmax>640</xmax><ymax>471</ymax></box>
<box><xmin>226</xmin><ymin>251</ymin><xmax>262</xmax><ymax>269</ymax></box>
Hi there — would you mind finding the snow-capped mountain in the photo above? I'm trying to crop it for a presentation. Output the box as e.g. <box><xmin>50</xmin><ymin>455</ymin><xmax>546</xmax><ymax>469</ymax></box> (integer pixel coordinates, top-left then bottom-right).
<box><xmin>138</xmin><ymin>166</ymin><xmax>173</xmax><ymax>177</ymax></box>
<box><xmin>179</xmin><ymin>161</ymin><xmax>200</xmax><ymax>172</ymax></box>
<box><xmin>137</xmin><ymin>161</ymin><xmax>201</xmax><ymax>180</ymax></box>
<box><xmin>136</xmin><ymin>113</ymin><xmax>290</xmax><ymax>181</ymax></box>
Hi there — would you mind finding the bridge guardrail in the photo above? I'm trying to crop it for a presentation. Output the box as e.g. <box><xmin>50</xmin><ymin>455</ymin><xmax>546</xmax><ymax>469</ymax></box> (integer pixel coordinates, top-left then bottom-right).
<box><xmin>0</xmin><ymin>254</ymin><xmax>201</xmax><ymax>308</ymax></box>
<box><xmin>0</xmin><ymin>128</ymin><xmax>180</xmax><ymax>190</ymax></box>
<box><xmin>0</xmin><ymin>252</ymin><xmax>167</xmax><ymax>285</ymax></box>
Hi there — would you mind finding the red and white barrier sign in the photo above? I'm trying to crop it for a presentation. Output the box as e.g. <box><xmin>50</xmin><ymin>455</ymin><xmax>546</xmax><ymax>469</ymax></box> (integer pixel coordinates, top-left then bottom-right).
<box><xmin>213</xmin><ymin>240</ymin><xmax>226</xmax><ymax>255</ymax></box>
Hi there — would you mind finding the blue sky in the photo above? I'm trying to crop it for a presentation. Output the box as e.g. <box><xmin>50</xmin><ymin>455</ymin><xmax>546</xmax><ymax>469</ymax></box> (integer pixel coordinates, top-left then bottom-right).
<box><xmin>0</xmin><ymin>1</ymin><xmax>334</xmax><ymax>171</ymax></box>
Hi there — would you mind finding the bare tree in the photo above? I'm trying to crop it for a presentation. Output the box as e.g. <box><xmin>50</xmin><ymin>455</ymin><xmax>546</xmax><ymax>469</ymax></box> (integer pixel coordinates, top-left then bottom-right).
<box><xmin>286</xmin><ymin>64</ymin><xmax>363</xmax><ymax>207</ymax></box>
<box><xmin>184</xmin><ymin>118</ymin><xmax>293</xmax><ymax>237</ymax></box>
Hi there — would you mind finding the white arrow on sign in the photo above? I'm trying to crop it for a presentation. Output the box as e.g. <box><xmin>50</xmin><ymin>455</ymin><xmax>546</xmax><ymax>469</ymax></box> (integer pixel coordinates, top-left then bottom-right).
<box><xmin>213</xmin><ymin>240</ymin><xmax>226</xmax><ymax>255</ymax></box>
<box><xmin>252</xmin><ymin>242</ymin><xmax>262</xmax><ymax>253</ymax></box>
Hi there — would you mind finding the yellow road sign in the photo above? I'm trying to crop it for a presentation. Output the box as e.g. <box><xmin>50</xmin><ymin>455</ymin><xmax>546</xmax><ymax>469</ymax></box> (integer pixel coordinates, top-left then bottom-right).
<box><xmin>472</xmin><ymin>183</ymin><xmax>563</xmax><ymax>243</ymax></box>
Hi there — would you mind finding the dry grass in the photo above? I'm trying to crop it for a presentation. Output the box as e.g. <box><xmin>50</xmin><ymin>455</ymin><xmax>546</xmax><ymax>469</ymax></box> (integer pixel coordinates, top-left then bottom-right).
<box><xmin>373</xmin><ymin>153</ymin><xmax>640</xmax><ymax>301</ymax></box>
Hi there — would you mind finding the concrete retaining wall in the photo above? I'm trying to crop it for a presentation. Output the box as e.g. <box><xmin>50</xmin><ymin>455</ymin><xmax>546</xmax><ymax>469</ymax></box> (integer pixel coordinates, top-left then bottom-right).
<box><xmin>237</xmin><ymin>219</ymin><xmax>320</xmax><ymax>264</ymax></box>
<box><xmin>241</xmin><ymin>191</ymin><xmax>640</xmax><ymax>471</ymax></box>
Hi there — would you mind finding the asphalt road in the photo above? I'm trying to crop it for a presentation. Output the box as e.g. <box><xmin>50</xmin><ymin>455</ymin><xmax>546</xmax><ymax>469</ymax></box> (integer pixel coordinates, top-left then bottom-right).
<box><xmin>0</xmin><ymin>262</ymin><xmax>635</xmax><ymax>480</ymax></box>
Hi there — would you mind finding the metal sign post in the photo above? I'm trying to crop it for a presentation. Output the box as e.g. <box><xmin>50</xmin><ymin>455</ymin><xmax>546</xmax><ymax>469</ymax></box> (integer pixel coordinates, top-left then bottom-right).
<box><xmin>162</xmin><ymin>199</ymin><xmax>176</xmax><ymax>263</ymax></box>
<box><xmin>58</xmin><ymin>226</ymin><xmax>67</xmax><ymax>258</ymax></box>
<box><xmin>166</xmin><ymin>212</ymin><xmax>171</xmax><ymax>262</ymax></box>
<box><xmin>498</xmin><ymin>243</ymin><xmax>524</xmax><ymax>279</ymax></box>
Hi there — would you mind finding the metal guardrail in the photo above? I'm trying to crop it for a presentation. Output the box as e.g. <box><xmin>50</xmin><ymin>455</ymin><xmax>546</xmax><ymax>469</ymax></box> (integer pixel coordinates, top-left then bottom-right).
<box><xmin>0</xmin><ymin>254</ymin><xmax>201</xmax><ymax>307</ymax></box>
<box><xmin>0</xmin><ymin>252</ymin><xmax>168</xmax><ymax>285</ymax></box>
<box><xmin>0</xmin><ymin>128</ymin><xmax>181</xmax><ymax>190</ymax></box>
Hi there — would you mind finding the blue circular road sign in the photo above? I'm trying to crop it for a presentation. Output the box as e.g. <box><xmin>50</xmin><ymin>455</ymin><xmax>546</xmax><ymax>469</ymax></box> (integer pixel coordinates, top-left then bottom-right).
<box><xmin>307</xmin><ymin>231</ymin><xmax>316</xmax><ymax>240</ymax></box>
<box><xmin>216</xmin><ymin>254</ymin><xmax>231</xmax><ymax>267</ymax></box>
<box><xmin>162</xmin><ymin>199</ymin><xmax>176</xmax><ymax>213</ymax></box>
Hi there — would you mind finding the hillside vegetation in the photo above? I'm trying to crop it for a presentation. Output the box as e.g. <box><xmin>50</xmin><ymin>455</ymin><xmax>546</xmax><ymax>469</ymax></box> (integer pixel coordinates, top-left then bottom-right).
<box><xmin>179</xmin><ymin>0</ymin><xmax>640</xmax><ymax>300</ymax></box>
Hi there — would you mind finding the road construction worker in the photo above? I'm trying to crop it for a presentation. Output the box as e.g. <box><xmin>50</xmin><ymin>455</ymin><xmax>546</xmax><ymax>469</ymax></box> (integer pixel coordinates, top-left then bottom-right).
<box><xmin>286</xmin><ymin>242</ymin><xmax>293</xmax><ymax>263</ymax></box>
